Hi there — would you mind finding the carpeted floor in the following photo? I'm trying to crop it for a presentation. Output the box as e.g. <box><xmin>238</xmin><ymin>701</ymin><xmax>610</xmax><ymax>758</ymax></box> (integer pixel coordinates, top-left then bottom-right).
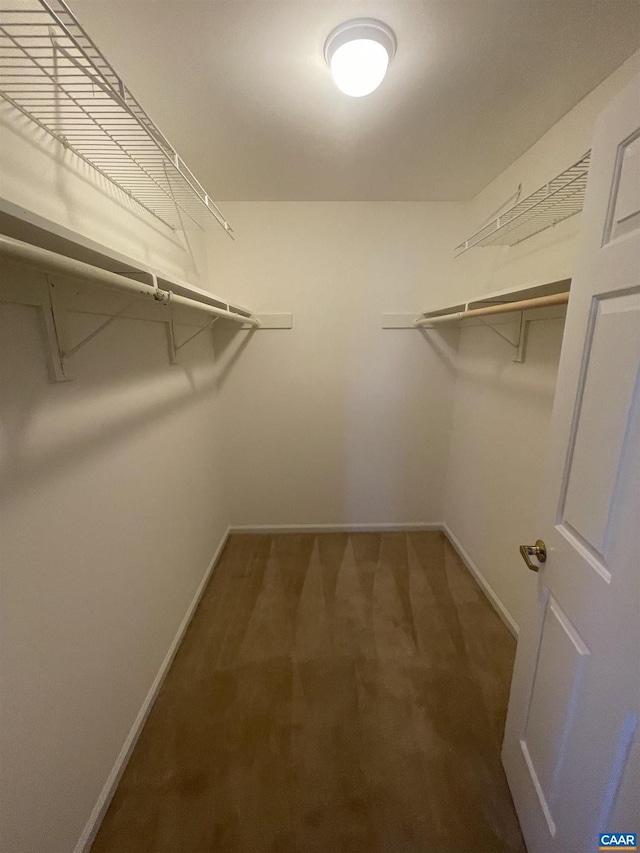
<box><xmin>91</xmin><ymin>531</ymin><xmax>526</xmax><ymax>852</ymax></box>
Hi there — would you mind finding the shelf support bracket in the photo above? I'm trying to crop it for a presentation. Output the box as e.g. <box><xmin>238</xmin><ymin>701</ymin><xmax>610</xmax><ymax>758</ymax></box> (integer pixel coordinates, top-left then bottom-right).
<box><xmin>166</xmin><ymin>291</ymin><xmax>220</xmax><ymax>362</ymax></box>
<box><xmin>514</xmin><ymin>311</ymin><xmax>528</xmax><ymax>363</ymax></box>
<box><xmin>174</xmin><ymin>317</ymin><xmax>219</xmax><ymax>353</ymax></box>
<box><xmin>479</xmin><ymin>311</ymin><xmax>529</xmax><ymax>364</ymax></box>
<box><xmin>62</xmin><ymin>298</ymin><xmax>137</xmax><ymax>360</ymax></box>
<box><xmin>41</xmin><ymin>275</ymin><xmax>69</xmax><ymax>382</ymax></box>
<box><xmin>478</xmin><ymin>311</ymin><xmax>529</xmax><ymax>362</ymax></box>
<box><xmin>478</xmin><ymin>315</ymin><xmax>520</xmax><ymax>348</ymax></box>
<box><xmin>167</xmin><ymin>290</ymin><xmax>177</xmax><ymax>364</ymax></box>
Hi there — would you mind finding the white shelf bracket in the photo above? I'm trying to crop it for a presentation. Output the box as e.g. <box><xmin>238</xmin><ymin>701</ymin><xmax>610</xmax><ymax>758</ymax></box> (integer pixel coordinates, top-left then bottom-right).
<box><xmin>478</xmin><ymin>311</ymin><xmax>529</xmax><ymax>362</ymax></box>
<box><xmin>42</xmin><ymin>275</ymin><xmax>69</xmax><ymax>382</ymax></box>
<box><xmin>174</xmin><ymin>316</ymin><xmax>219</xmax><ymax>353</ymax></box>
<box><xmin>167</xmin><ymin>290</ymin><xmax>177</xmax><ymax>364</ymax></box>
<box><xmin>62</xmin><ymin>297</ymin><xmax>138</xmax><ymax>360</ymax></box>
<box><xmin>514</xmin><ymin>311</ymin><xmax>528</xmax><ymax>363</ymax></box>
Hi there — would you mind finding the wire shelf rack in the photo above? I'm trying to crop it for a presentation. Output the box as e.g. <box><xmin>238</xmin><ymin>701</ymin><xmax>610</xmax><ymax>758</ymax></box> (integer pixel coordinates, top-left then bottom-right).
<box><xmin>0</xmin><ymin>0</ymin><xmax>232</xmax><ymax>233</ymax></box>
<box><xmin>455</xmin><ymin>152</ymin><xmax>591</xmax><ymax>256</ymax></box>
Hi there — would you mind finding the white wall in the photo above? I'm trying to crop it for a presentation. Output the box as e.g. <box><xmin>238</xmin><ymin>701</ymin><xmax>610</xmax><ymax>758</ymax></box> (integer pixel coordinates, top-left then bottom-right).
<box><xmin>444</xmin><ymin>318</ymin><xmax>565</xmax><ymax>633</ymax></box>
<box><xmin>0</xmin><ymin>108</ymin><xmax>235</xmax><ymax>852</ymax></box>
<box><xmin>207</xmin><ymin>201</ymin><xmax>463</xmax><ymax>527</ymax></box>
<box><xmin>444</xmin><ymin>50</ymin><xmax>640</xmax><ymax>633</ymax></box>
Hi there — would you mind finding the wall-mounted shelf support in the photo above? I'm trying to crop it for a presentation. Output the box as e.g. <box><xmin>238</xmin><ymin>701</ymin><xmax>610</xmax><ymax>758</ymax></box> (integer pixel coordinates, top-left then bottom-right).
<box><xmin>174</xmin><ymin>316</ymin><xmax>219</xmax><ymax>355</ymax></box>
<box><xmin>515</xmin><ymin>312</ymin><xmax>527</xmax><ymax>363</ymax></box>
<box><xmin>477</xmin><ymin>311</ymin><xmax>528</xmax><ymax>362</ymax></box>
<box><xmin>42</xmin><ymin>274</ymin><xmax>68</xmax><ymax>380</ymax></box>
<box><xmin>167</xmin><ymin>297</ymin><xmax>220</xmax><ymax>364</ymax></box>
<box><xmin>166</xmin><ymin>290</ymin><xmax>178</xmax><ymax>364</ymax></box>
<box><xmin>62</xmin><ymin>295</ymin><xmax>137</xmax><ymax>360</ymax></box>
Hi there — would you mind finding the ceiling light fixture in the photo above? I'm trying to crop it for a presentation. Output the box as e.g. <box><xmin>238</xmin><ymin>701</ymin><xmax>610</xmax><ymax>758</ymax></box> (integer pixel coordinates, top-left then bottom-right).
<box><xmin>324</xmin><ymin>18</ymin><xmax>396</xmax><ymax>98</ymax></box>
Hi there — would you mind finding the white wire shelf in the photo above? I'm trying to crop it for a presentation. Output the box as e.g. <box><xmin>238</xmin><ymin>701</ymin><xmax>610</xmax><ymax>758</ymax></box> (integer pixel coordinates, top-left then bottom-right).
<box><xmin>455</xmin><ymin>152</ymin><xmax>591</xmax><ymax>256</ymax></box>
<box><xmin>0</xmin><ymin>0</ymin><xmax>232</xmax><ymax>234</ymax></box>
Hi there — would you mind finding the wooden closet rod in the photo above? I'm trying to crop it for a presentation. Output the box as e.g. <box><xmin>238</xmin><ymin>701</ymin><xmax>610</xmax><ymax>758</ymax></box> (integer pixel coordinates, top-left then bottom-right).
<box><xmin>414</xmin><ymin>291</ymin><xmax>569</xmax><ymax>328</ymax></box>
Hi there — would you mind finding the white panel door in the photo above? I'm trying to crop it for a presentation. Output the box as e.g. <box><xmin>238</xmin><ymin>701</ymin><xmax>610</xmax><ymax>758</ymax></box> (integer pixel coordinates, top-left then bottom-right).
<box><xmin>502</xmin><ymin>74</ymin><xmax>640</xmax><ymax>853</ymax></box>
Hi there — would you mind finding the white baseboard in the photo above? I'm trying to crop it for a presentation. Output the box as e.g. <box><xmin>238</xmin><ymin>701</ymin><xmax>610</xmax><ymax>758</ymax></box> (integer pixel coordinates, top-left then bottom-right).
<box><xmin>442</xmin><ymin>523</ymin><xmax>519</xmax><ymax>638</ymax></box>
<box><xmin>74</xmin><ymin>526</ymin><xmax>231</xmax><ymax>853</ymax></box>
<box><xmin>229</xmin><ymin>522</ymin><xmax>443</xmax><ymax>534</ymax></box>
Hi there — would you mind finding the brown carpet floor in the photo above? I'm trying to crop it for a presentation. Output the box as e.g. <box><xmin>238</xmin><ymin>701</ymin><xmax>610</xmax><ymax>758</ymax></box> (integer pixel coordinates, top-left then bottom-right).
<box><xmin>91</xmin><ymin>531</ymin><xmax>526</xmax><ymax>853</ymax></box>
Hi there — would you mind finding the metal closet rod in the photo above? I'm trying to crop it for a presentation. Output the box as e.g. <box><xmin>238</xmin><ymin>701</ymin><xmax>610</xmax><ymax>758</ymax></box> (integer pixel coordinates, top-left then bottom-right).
<box><xmin>414</xmin><ymin>292</ymin><xmax>569</xmax><ymax>328</ymax></box>
<box><xmin>0</xmin><ymin>234</ymin><xmax>260</xmax><ymax>327</ymax></box>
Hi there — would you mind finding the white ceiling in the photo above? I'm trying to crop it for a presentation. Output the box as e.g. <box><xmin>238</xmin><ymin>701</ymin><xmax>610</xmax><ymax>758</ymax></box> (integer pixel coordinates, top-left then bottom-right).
<box><xmin>73</xmin><ymin>1</ymin><xmax>640</xmax><ymax>201</ymax></box>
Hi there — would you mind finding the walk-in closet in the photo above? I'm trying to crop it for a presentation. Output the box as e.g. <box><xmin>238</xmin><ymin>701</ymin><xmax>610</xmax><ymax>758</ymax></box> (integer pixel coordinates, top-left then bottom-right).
<box><xmin>1</xmin><ymin>3</ymin><xmax>639</xmax><ymax>852</ymax></box>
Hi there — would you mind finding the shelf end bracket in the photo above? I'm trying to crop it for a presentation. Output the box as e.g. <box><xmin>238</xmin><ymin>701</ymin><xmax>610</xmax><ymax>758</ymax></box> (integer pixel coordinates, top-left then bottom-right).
<box><xmin>478</xmin><ymin>311</ymin><xmax>529</xmax><ymax>363</ymax></box>
<box><xmin>41</xmin><ymin>275</ymin><xmax>69</xmax><ymax>382</ymax></box>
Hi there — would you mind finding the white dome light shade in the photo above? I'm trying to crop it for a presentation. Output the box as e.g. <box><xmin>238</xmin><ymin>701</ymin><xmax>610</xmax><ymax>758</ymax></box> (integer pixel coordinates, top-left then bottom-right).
<box><xmin>324</xmin><ymin>19</ymin><xmax>396</xmax><ymax>98</ymax></box>
<box><xmin>330</xmin><ymin>39</ymin><xmax>389</xmax><ymax>97</ymax></box>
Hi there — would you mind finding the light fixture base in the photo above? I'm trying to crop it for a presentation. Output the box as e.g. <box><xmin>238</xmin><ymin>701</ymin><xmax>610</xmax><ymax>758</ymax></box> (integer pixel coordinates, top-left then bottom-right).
<box><xmin>323</xmin><ymin>18</ymin><xmax>397</xmax><ymax>66</ymax></box>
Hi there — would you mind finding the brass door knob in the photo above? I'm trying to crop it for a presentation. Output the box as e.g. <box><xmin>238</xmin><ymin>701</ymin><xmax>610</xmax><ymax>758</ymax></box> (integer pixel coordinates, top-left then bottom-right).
<box><xmin>519</xmin><ymin>539</ymin><xmax>547</xmax><ymax>572</ymax></box>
